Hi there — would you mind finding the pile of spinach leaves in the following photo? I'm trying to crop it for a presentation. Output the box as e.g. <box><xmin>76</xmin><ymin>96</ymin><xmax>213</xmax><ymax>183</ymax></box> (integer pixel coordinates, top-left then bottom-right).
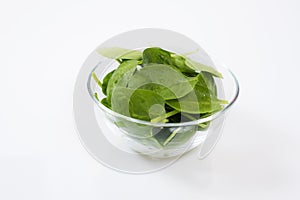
<box><xmin>93</xmin><ymin>47</ymin><xmax>227</xmax><ymax>150</ymax></box>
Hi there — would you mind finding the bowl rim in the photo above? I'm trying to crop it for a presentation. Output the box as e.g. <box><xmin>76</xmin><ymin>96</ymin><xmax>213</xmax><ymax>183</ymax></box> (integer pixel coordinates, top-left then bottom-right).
<box><xmin>87</xmin><ymin>60</ymin><xmax>240</xmax><ymax>127</ymax></box>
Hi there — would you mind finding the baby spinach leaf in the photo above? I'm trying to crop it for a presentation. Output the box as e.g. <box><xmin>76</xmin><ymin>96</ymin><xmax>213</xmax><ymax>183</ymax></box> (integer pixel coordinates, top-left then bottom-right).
<box><xmin>138</xmin><ymin>83</ymin><xmax>176</xmax><ymax>100</ymax></box>
<box><xmin>111</xmin><ymin>87</ymin><xmax>133</xmax><ymax>117</ymax></box>
<box><xmin>142</xmin><ymin>47</ymin><xmax>222</xmax><ymax>78</ymax></box>
<box><xmin>101</xmin><ymin>98</ymin><xmax>111</xmax><ymax>109</ymax></box>
<box><xmin>127</xmin><ymin>64</ymin><xmax>198</xmax><ymax>100</ymax></box>
<box><xmin>129</xmin><ymin>89</ymin><xmax>166</xmax><ymax>121</ymax></box>
<box><xmin>185</xmin><ymin>58</ymin><xmax>223</xmax><ymax>78</ymax></box>
<box><xmin>142</xmin><ymin>47</ymin><xmax>172</xmax><ymax>65</ymax></box>
<box><xmin>102</xmin><ymin>70</ymin><xmax>115</xmax><ymax>95</ymax></box>
<box><xmin>106</xmin><ymin>60</ymin><xmax>138</xmax><ymax>104</ymax></box>
<box><xmin>202</xmin><ymin>72</ymin><xmax>217</xmax><ymax>96</ymax></box>
<box><xmin>111</xmin><ymin>87</ymin><xmax>166</xmax><ymax>121</ymax></box>
<box><xmin>148</xmin><ymin>104</ymin><xmax>166</xmax><ymax>121</ymax></box>
<box><xmin>114</xmin><ymin>120</ymin><xmax>158</xmax><ymax>139</ymax></box>
<box><xmin>170</xmin><ymin>54</ymin><xmax>197</xmax><ymax>73</ymax></box>
<box><xmin>97</xmin><ymin>47</ymin><xmax>142</xmax><ymax>60</ymax></box>
<box><xmin>166</xmin><ymin>77</ymin><xmax>227</xmax><ymax>114</ymax></box>
<box><xmin>142</xmin><ymin>47</ymin><xmax>193</xmax><ymax>73</ymax></box>
<box><xmin>166</xmin><ymin>93</ymin><xmax>225</xmax><ymax>114</ymax></box>
<box><xmin>115</xmin><ymin>120</ymin><xmax>163</xmax><ymax>147</ymax></box>
<box><xmin>171</xmin><ymin>53</ymin><xmax>223</xmax><ymax>77</ymax></box>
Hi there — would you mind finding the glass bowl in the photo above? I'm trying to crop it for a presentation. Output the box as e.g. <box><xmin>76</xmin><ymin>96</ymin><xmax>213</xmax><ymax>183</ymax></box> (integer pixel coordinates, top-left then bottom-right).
<box><xmin>87</xmin><ymin>28</ymin><xmax>239</xmax><ymax>159</ymax></box>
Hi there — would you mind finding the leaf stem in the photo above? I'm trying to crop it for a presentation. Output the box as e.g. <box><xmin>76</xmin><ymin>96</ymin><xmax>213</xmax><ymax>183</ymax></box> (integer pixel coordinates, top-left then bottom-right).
<box><xmin>163</xmin><ymin>127</ymin><xmax>182</xmax><ymax>146</ymax></box>
<box><xmin>92</xmin><ymin>72</ymin><xmax>102</xmax><ymax>88</ymax></box>
<box><xmin>94</xmin><ymin>92</ymin><xmax>100</xmax><ymax>101</ymax></box>
<box><xmin>218</xmin><ymin>99</ymin><xmax>229</xmax><ymax>104</ymax></box>
<box><xmin>182</xmin><ymin>48</ymin><xmax>199</xmax><ymax>56</ymax></box>
<box><xmin>182</xmin><ymin>113</ymin><xmax>210</xmax><ymax>128</ymax></box>
<box><xmin>182</xmin><ymin>113</ymin><xmax>197</xmax><ymax>121</ymax></box>
<box><xmin>151</xmin><ymin>110</ymin><xmax>180</xmax><ymax>123</ymax></box>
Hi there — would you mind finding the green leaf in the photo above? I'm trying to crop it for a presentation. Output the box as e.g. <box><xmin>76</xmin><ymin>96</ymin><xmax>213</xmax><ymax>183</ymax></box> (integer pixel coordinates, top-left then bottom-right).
<box><xmin>100</xmin><ymin>98</ymin><xmax>111</xmax><ymax>109</ymax></box>
<box><xmin>127</xmin><ymin>64</ymin><xmax>198</xmax><ymax>100</ymax></box>
<box><xmin>96</xmin><ymin>47</ymin><xmax>142</xmax><ymax>60</ymax></box>
<box><xmin>106</xmin><ymin>60</ymin><xmax>138</xmax><ymax>104</ymax></box>
<box><xmin>111</xmin><ymin>87</ymin><xmax>166</xmax><ymax>121</ymax></box>
<box><xmin>142</xmin><ymin>47</ymin><xmax>223</xmax><ymax>78</ymax></box>
<box><xmin>114</xmin><ymin>120</ymin><xmax>163</xmax><ymax>148</ymax></box>
<box><xmin>101</xmin><ymin>70</ymin><xmax>115</xmax><ymax>95</ymax></box>
<box><xmin>202</xmin><ymin>72</ymin><xmax>217</xmax><ymax>96</ymax></box>
<box><xmin>185</xmin><ymin>58</ymin><xmax>223</xmax><ymax>78</ymax></box>
<box><xmin>148</xmin><ymin>104</ymin><xmax>166</xmax><ymax>121</ymax></box>
<box><xmin>114</xmin><ymin>120</ymin><xmax>157</xmax><ymax>139</ymax></box>
<box><xmin>166</xmin><ymin>92</ymin><xmax>224</xmax><ymax>114</ymax></box>
<box><xmin>138</xmin><ymin>83</ymin><xmax>176</xmax><ymax>100</ymax></box>
<box><xmin>142</xmin><ymin>47</ymin><xmax>193</xmax><ymax>73</ymax></box>
<box><xmin>129</xmin><ymin>89</ymin><xmax>166</xmax><ymax>121</ymax></box>
<box><xmin>170</xmin><ymin>54</ymin><xmax>197</xmax><ymax>73</ymax></box>
<box><xmin>142</xmin><ymin>47</ymin><xmax>172</xmax><ymax>65</ymax></box>
<box><xmin>110</xmin><ymin>87</ymin><xmax>133</xmax><ymax>117</ymax></box>
<box><xmin>166</xmin><ymin>76</ymin><xmax>227</xmax><ymax>114</ymax></box>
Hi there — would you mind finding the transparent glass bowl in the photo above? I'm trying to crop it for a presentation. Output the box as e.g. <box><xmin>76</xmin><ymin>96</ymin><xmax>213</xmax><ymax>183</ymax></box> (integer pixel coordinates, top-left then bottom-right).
<box><xmin>87</xmin><ymin>28</ymin><xmax>239</xmax><ymax>159</ymax></box>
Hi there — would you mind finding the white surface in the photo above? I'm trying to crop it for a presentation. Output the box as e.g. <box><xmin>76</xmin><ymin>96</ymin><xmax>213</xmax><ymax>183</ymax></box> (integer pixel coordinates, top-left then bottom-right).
<box><xmin>1</xmin><ymin>0</ymin><xmax>300</xmax><ymax>199</ymax></box>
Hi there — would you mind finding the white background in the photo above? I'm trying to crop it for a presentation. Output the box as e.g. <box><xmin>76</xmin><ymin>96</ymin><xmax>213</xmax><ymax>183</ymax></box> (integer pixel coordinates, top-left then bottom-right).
<box><xmin>1</xmin><ymin>0</ymin><xmax>300</xmax><ymax>199</ymax></box>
